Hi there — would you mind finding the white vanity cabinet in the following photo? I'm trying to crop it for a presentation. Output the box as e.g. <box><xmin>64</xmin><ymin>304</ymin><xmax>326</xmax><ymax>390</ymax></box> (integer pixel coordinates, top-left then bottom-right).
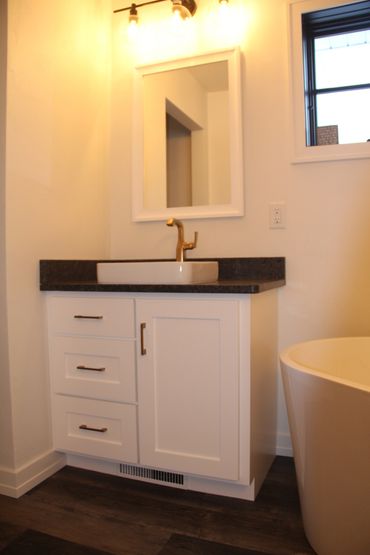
<box><xmin>47</xmin><ymin>295</ymin><xmax>138</xmax><ymax>463</ymax></box>
<box><xmin>46</xmin><ymin>290</ymin><xmax>278</xmax><ymax>500</ymax></box>
<box><xmin>136</xmin><ymin>298</ymin><xmax>240</xmax><ymax>481</ymax></box>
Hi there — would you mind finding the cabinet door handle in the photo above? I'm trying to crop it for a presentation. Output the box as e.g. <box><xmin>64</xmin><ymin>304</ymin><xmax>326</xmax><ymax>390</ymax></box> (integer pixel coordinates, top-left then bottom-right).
<box><xmin>76</xmin><ymin>365</ymin><xmax>106</xmax><ymax>372</ymax></box>
<box><xmin>74</xmin><ymin>314</ymin><xmax>103</xmax><ymax>320</ymax></box>
<box><xmin>79</xmin><ymin>424</ymin><xmax>108</xmax><ymax>433</ymax></box>
<box><xmin>140</xmin><ymin>322</ymin><xmax>147</xmax><ymax>355</ymax></box>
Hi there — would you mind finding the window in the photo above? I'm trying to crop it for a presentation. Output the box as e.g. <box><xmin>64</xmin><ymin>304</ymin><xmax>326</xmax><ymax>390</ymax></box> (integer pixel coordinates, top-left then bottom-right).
<box><xmin>302</xmin><ymin>0</ymin><xmax>370</xmax><ymax>146</ymax></box>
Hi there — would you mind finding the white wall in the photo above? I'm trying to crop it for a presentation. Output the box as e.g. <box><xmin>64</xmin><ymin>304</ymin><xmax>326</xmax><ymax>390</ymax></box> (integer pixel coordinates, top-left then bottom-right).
<box><xmin>111</xmin><ymin>0</ymin><xmax>370</xmax><ymax>454</ymax></box>
<box><xmin>0</xmin><ymin>0</ymin><xmax>14</xmax><ymax>471</ymax></box>
<box><xmin>0</xmin><ymin>0</ymin><xmax>110</xmax><ymax>493</ymax></box>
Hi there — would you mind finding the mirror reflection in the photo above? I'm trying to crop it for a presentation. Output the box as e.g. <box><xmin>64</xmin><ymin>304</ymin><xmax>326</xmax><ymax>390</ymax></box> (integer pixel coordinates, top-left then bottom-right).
<box><xmin>143</xmin><ymin>61</ymin><xmax>229</xmax><ymax>209</ymax></box>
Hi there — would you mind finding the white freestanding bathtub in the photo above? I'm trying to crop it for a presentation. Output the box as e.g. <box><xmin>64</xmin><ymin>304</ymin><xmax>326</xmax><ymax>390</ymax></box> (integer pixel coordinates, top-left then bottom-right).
<box><xmin>280</xmin><ymin>337</ymin><xmax>370</xmax><ymax>555</ymax></box>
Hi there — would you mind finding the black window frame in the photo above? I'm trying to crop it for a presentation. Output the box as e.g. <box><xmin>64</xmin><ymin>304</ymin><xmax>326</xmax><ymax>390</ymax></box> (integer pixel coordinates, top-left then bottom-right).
<box><xmin>302</xmin><ymin>0</ymin><xmax>370</xmax><ymax>145</ymax></box>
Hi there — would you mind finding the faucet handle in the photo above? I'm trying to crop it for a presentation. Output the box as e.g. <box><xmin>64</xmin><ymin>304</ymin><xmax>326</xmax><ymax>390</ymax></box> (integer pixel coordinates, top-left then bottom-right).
<box><xmin>193</xmin><ymin>231</ymin><xmax>198</xmax><ymax>248</ymax></box>
<box><xmin>184</xmin><ymin>231</ymin><xmax>198</xmax><ymax>251</ymax></box>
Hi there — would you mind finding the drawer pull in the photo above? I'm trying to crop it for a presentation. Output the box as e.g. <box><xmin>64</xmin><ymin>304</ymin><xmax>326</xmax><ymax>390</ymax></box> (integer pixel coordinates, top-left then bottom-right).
<box><xmin>79</xmin><ymin>424</ymin><xmax>108</xmax><ymax>433</ymax></box>
<box><xmin>76</xmin><ymin>365</ymin><xmax>106</xmax><ymax>372</ymax></box>
<box><xmin>140</xmin><ymin>322</ymin><xmax>147</xmax><ymax>355</ymax></box>
<box><xmin>74</xmin><ymin>314</ymin><xmax>103</xmax><ymax>320</ymax></box>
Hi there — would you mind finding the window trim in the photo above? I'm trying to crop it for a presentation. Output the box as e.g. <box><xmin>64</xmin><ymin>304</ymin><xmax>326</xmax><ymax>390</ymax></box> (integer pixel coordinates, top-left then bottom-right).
<box><xmin>289</xmin><ymin>0</ymin><xmax>370</xmax><ymax>163</ymax></box>
<box><xmin>302</xmin><ymin>0</ymin><xmax>370</xmax><ymax>146</ymax></box>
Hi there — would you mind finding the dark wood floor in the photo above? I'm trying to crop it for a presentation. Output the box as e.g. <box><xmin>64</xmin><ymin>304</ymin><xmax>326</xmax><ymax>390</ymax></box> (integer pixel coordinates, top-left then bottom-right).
<box><xmin>0</xmin><ymin>456</ymin><xmax>315</xmax><ymax>554</ymax></box>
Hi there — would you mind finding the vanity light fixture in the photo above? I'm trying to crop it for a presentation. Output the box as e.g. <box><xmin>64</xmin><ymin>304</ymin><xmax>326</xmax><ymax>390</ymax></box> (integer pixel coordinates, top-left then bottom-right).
<box><xmin>114</xmin><ymin>0</ymin><xmax>197</xmax><ymax>26</ymax></box>
<box><xmin>129</xmin><ymin>3</ymin><xmax>139</xmax><ymax>25</ymax></box>
<box><xmin>127</xmin><ymin>3</ymin><xmax>139</xmax><ymax>35</ymax></box>
<box><xmin>172</xmin><ymin>0</ymin><xmax>197</xmax><ymax>20</ymax></box>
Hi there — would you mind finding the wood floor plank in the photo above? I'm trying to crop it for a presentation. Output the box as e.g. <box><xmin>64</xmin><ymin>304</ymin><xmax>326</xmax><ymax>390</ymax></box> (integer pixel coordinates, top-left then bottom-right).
<box><xmin>0</xmin><ymin>495</ymin><xmax>170</xmax><ymax>555</ymax></box>
<box><xmin>0</xmin><ymin>457</ymin><xmax>314</xmax><ymax>555</ymax></box>
<box><xmin>159</xmin><ymin>534</ymin><xmax>270</xmax><ymax>555</ymax></box>
<box><xmin>0</xmin><ymin>521</ymin><xmax>26</xmax><ymax>551</ymax></box>
<box><xmin>27</xmin><ymin>468</ymin><xmax>205</xmax><ymax>535</ymax></box>
<box><xmin>0</xmin><ymin>529</ymin><xmax>114</xmax><ymax>555</ymax></box>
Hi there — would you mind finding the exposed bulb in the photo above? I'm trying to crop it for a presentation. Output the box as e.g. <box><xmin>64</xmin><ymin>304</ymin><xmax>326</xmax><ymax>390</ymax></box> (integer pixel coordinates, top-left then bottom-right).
<box><xmin>172</xmin><ymin>0</ymin><xmax>191</xmax><ymax>21</ymax></box>
<box><xmin>128</xmin><ymin>19</ymin><xmax>138</xmax><ymax>39</ymax></box>
<box><xmin>218</xmin><ymin>0</ymin><xmax>229</xmax><ymax>16</ymax></box>
<box><xmin>128</xmin><ymin>3</ymin><xmax>138</xmax><ymax>38</ymax></box>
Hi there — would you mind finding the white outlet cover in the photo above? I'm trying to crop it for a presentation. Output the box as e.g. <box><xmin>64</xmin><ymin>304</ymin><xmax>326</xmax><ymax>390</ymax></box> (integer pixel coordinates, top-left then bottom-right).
<box><xmin>269</xmin><ymin>202</ymin><xmax>286</xmax><ymax>229</ymax></box>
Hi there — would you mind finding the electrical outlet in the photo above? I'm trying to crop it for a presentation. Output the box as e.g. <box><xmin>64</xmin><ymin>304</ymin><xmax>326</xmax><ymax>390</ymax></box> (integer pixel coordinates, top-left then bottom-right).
<box><xmin>269</xmin><ymin>202</ymin><xmax>286</xmax><ymax>229</ymax></box>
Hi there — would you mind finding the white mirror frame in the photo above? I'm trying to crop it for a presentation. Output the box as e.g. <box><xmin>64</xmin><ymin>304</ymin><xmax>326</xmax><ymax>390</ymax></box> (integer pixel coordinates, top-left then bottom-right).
<box><xmin>132</xmin><ymin>47</ymin><xmax>244</xmax><ymax>221</ymax></box>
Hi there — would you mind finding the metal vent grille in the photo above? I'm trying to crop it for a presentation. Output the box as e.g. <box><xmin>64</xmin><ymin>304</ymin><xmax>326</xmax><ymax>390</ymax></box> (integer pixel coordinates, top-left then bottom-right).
<box><xmin>119</xmin><ymin>463</ymin><xmax>184</xmax><ymax>486</ymax></box>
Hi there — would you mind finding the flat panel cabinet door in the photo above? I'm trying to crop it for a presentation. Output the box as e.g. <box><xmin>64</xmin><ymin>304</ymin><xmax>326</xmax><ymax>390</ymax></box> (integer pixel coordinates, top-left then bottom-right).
<box><xmin>136</xmin><ymin>298</ymin><xmax>240</xmax><ymax>481</ymax></box>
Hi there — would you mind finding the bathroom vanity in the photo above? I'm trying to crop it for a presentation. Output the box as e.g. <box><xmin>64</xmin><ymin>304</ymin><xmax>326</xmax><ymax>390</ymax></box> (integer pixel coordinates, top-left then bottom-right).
<box><xmin>40</xmin><ymin>258</ymin><xmax>285</xmax><ymax>500</ymax></box>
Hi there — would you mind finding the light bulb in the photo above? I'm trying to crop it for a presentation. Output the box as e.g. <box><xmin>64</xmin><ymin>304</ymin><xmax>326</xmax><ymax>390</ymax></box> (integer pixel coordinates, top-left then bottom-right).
<box><xmin>219</xmin><ymin>0</ymin><xmax>230</xmax><ymax>15</ymax></box>
<box><xmin>172</xmin><ymin>10</ymin><xmax>182</xmax><ymax>23</ymax></box>
<box><xmin>128</xmin><ymin>18</ymin><xmax>138</xmax><ymax>39</ymax></box>
<box><xmin>127</xmin><ymin>3</ymin><xmax>139</xmax><ymax>38</ymax></box>
<box><xmin>172</xmin><ymin>0</ymin><xmax>191</xmax><ymax>21</ymax></box>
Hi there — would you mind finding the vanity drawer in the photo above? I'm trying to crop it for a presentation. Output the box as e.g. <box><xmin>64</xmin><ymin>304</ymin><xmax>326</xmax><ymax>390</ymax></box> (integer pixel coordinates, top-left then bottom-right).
<box><xmin>49</xmin><ymin>336</ymin><xmax>136</xmax><ymax>403</ymax></box>
<box><xmin>52</xmin><ymin>396</ymin><xmax>138</xmax><ymax>463</ymax></box>
<box><xmin>48</xmin><ymin>296</ymin><xmax>135</xmax><ymax>338</ymax></box>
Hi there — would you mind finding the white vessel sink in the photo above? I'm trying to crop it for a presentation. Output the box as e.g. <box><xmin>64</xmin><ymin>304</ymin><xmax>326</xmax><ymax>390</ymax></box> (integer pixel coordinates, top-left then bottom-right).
<box><xmin>97</xmin><ymin>261</ymin><xmax>219</xmax><ymax>285</ymax></box>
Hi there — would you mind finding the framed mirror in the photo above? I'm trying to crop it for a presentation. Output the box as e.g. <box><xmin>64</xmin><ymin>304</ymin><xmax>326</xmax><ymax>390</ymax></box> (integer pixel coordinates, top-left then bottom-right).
<box><xmin>132</xmin><ymin>48</ymin><xmax>244</xmax><ymax>221</ymax></box>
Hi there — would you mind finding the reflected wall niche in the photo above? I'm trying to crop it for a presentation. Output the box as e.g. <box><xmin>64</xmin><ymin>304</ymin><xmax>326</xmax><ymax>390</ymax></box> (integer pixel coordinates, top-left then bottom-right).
<box><xmin>131</xmin><ymin>47</ymin><xmax>244</xmax><ymax>221</ymax></box>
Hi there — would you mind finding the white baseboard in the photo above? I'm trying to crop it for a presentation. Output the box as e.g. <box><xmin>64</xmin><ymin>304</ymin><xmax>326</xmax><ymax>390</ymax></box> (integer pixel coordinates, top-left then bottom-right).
<box><xmin>67</xmin><ymin>453</ymin><xmax>257</xmax><ymax>500</ymax></box>
<box><xmin>0</xmin><ymin>432</ymin><xmax>292</xmax><ymax>500</ymax></box>
<box><xmin>0</xmin><ymin>436</ymin><xmax>292</xmax><ymax>501</ymax></box>
<box><xmin>0</xmin><ymin>450</ymin><xmax>66</xmax><ymax>498</ymax></box>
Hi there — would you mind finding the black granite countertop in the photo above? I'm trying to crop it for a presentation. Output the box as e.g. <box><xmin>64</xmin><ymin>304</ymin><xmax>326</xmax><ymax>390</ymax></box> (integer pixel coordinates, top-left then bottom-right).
<box><xmin>40</xmin><ymin>258</ymin><xmax>285</xmax><ymax>294</ymax></box>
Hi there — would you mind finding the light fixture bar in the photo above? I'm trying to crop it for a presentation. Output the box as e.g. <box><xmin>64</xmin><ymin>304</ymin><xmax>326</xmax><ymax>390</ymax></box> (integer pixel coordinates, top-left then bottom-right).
<box><xmin>113</xmin><ymin>0</ymin><xmax>197</xmax><ymax>16</ymax></box>
<box><xmin>113</xmin><ymin>0</ymin><xmax>167</xmax><ymax>14</ymax></box>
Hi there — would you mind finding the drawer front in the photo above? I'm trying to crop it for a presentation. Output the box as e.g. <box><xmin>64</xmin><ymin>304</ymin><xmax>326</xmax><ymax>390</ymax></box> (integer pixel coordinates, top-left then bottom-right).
<box><xmin>53</xmin><ymin>396</ymin><xmax>138</xmax><ymax>462</ymax></box>
<box><xmin>48</xmin><ymin>296</ymin><xmax>135</xmax><ymax>338</ymax></box>
<box><xmin>50</xmin><ymin>336</ymin><xmax>136</xmax><ymax>403</ymax></box>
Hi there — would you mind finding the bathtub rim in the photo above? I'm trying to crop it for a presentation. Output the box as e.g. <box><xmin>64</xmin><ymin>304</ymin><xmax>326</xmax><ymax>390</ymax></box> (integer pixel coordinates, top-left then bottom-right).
<box><xmin>280</xmin><ymin>336</ymin><xmax>370</xmax><ymax>393</ymax></box>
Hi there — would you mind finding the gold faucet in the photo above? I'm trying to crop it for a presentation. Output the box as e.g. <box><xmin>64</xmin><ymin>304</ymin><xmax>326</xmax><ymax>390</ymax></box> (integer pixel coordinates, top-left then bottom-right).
<box><xmin>166</xmin><ymin>218</ymin><xmax>198</xmax><ymax>262</ymax></box>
